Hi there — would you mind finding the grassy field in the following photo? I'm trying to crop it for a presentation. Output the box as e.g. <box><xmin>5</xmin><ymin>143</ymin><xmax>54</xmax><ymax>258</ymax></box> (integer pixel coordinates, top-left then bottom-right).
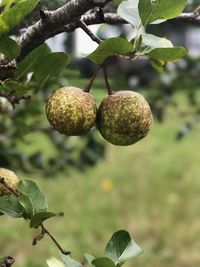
<box><xmin>1</xmin><ymin>70</ymin><xmax>200</xmax><ymax>267</ymax></box>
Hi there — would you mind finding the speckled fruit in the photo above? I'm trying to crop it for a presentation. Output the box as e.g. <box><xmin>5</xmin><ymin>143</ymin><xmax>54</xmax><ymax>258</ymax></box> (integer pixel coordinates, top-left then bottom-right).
<box><xmin>0</xmin><ymin>168</ymin><xmax>19</xmax><ymax>197</ymax></box>
<box><xmin>45</xmin><ymin>87</ymin><xmax>97</xmax><ymax>135</ymax></box>
<box><xmin>97</xmin><ymin>91</ymin><xmax>153</xmax><ymax>146</ymax></box>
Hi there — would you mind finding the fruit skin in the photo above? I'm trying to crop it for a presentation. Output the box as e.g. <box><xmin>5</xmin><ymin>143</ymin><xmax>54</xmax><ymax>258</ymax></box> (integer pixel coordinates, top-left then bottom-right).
<box><xmin>97</xmin><ymin>91</ymin><xmax>153</xmax><ymax>146</ymax></box>
<box><xmin>45</xmin><ymin>87</ymin><xmax>97</xmax><ymax>136</ymax></box>
<box><xmin>0</xmin><ymin>168</ymin><xmax>19</xmax><ymax>197</ymax></box>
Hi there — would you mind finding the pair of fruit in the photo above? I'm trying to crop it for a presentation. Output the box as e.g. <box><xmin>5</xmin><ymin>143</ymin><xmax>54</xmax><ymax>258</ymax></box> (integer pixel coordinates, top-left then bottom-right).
<box><xmin>45</xmin><ymin>87</ymin><xmax>153</xmax><ymax>146</ymax></box>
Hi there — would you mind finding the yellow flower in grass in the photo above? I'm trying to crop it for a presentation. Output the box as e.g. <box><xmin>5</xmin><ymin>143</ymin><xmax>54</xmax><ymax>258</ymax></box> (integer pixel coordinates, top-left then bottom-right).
<box><xmin>101</xmin><ymin>178</ymin><xmax>113</xmax><ymax>192</ymax></box>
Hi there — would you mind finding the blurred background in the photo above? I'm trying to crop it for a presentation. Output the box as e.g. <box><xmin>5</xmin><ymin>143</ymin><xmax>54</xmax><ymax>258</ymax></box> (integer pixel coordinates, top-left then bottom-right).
<box><xmin>1</xmin><ymin>0</ymin><xmax>200</xmax><ymax>267</ymax></box>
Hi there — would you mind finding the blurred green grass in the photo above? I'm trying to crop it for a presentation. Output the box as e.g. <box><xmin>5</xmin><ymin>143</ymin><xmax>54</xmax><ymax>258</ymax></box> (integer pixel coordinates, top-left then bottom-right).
<box><xmin>1</xmin><ymin>69</ymin><xmax>200</xmax><ymax>267</ymax></box>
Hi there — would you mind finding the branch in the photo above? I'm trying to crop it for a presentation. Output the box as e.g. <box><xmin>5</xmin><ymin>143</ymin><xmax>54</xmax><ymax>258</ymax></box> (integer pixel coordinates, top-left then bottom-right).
<box><xmin>0</xmin><ymin>91</ymin><xmax>30</xmax><ymax>109</ymax></box>
<box><xmin>0</xmin><ymin>178</ymin><xmax>70</xmax><ymax>255</ymax></box>
<box><xmin>18</xmin><ymin>0</ymin><xmax>112</xmax><ymax>61</ymax></box>
<box><xmin>78</xmin><ymin>19</ymin><xmax>101</xmax><ymax>44</ymax></box>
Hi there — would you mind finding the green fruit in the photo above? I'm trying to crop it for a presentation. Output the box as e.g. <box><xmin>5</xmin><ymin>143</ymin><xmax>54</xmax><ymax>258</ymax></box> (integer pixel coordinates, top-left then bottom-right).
<box><xmin>45</xmin><ymin>87</ymin><xmax>97</xmax><ymax>135</ymax></box>
<box><xmin>97</xmin><ymin>91</ymin><xmax>153</xmax><ymax>146</ymax></box>
<box><xmin>0</xmin><ymin>168</ymin><xmax>19</xmax><ymax>197</ymax></box>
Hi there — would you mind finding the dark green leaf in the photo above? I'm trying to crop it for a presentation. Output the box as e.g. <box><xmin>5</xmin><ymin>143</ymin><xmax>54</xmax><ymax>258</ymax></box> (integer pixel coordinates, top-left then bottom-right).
<box><xmin>30</xmin><ymin>211</ymin><xmax>56</xmax><ymax>228</ymax></box>
<box><xmin>61</xmin><ymin>254</ymin><xmax>83</xmax><ymax>267</ymax></box>
<box><xmin>15</xmin><ymin>44</ymin><xmax>51</xmax><ymax>80</ymax></box>
<box><xmin>87</xmin><ymin>37</ymin><xmax>134</xmax><ymax>64</ymax></box>
<box><xmin>138</xmin><ymin>0</ymin><xmax>187</xmax><ymax>25</ymax></box>
<box><xmin>0</xmin><ymin>0</ymin><xmax>40</xmax><ymax>35</ymax></box>
<box><xmin>105</xmin><ymin>230</ymin><xmax>143</xmax><ymax>266</ymax></box>
<box><xmin>2</xmin><ymin>80</ymin><xmax>30</xmax><ymax>95</ymax></box>
<box><xmin>117</xmin><ymin>0</ymin><xmax>140</xmax><ymax>29</ymax></box>
<box><xmin>148</xmin><ymin>47</ymin><xmax>188</xmax><ymax>62</ymax></box>
<box><xmin>0</xmin><ymin>195</ymin><xmax>25</xmax><ymax>218</ymax></box>
<box><xmin>33</xmin><ymin>52</ymin><xmax>69</xmax><ymax>85</ymax></box>
<box><xmin>0</xmin><ymin>35</ymin><xmax>20</xmax><ymax>59</ymax></box>
<box><xmin>17</xmin><ymin>180</ymin><xmax>48</xmax><ymax>214</ymax></box>
<box><xmin>92</xmin><ymin>257</ymin><xmax>115</xmax><ymax>267</ymax></box>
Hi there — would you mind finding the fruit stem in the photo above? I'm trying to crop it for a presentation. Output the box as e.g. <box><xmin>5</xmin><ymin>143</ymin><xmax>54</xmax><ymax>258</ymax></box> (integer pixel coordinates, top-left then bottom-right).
<box><xmin>103</xmin><ymin>66</ymin><xmax>113</xmax><ymax>95</ymax></box>
<box><xmin>84</xmin><ymin>64</ymin><xmax>102</xmax><ymax>93</ymax></box>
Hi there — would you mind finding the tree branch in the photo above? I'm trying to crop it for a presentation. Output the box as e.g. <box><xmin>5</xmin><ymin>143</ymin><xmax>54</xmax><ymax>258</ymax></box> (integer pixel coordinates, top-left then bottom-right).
<box><xmin>0</xmin><ymin>92</ymin><xmax>30</xmax><ymax>109</ymax></box>
<box><xmin>18</xmin><ymin>0</ymin><xmax>112</xmax><ymax>61</ymax></box>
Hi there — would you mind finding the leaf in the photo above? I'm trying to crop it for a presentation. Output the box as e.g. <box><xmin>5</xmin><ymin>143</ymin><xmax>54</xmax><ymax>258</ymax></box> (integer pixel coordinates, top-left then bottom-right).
<box><xmin>18</xmin><ymin>193</ymin><xmax>33</xmax><ymax>219</ymax></box>
<box><xmin>92</xmin><ymin>257</ymin><xmax>115</xmax><ymax>267</ymax></box>
<box><xmin>138</xmin><ymin>0</ymin><xmax>187</xmax><ymax>25</ymax></box>
<box><xmin>33</xmin><ymin>52</ymin><xmax>69</xmax><ymax>85</ymax></box>
<box><xmin>136</xmin><ymin>33</ymin><xmax>173</xmax><ymax>55</ymax></box>
<box><xmin>87</xmin><ymin>37</ymin><xmax>134</xmax><ymax>64</ymax></box>
<box><xmin>0</xmin><ymin>35</ymin><xmax>20</xmax><ymax>59</ymax></box>
<box><xmin>61</xmin><ymin>254</ymin><xmax>83</xmax><ymax>267</ymax></box>
<box><xmin>17</xmin><ymin>180</ymin><xmax>48</xmax><ymax>215</ymax></box>
<box><xmin>85</xmin><ymin>254</ymin><xmax>96</xmax><ymax>265</ymax></box>
<box><xmin>0</xmin><ymin>0</ymin><xmax>40</xmax><ymax>35</ymax></box>
<box><xmin>30</xmin><ymin>211</ymin><xmax>56</xmax><ymax>228</ymax></box>
<box><xmin>47</xmin><ymin>258</ymin><xmax>65</xmax><ymax>267</ymax></box>
<box><xmin>117</xmin><ymin>0</ymin><xmax>141</xmax><ymax>29</ymax></box>
<box><xmin>2</xmin><ymin>80</ymin><xmax>30</xmax><ymax>95</ymax></box>
<box><xmin>105</xmin><ymin>230</ymin><xmax>143</xmax><ymax>266</ymax></box>
<box><xmin>148</xmin><ymin>47</ymin><xmax>188</xmax><ymax>62</ymax></box>
<box><xmin>15</xmin><ymin>44</ymin><xmax>51</xmax><ymax>80</ymax></box>
<box><xmin>0</xmin><ymin>195</ymin><xmax>25</xmax><ymax>218</ymax></box>
<box><xmin>150</xmin><ymin>58</ymin><xmax>165</xmax><ymax>72</ymax></box>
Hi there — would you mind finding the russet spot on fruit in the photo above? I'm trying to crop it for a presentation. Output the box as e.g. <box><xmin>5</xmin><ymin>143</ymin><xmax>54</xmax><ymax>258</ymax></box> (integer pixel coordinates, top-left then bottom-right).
<box><xmin>0</xmin><ymin>168</ymin><xmax>19</xmax><ymax>197</ymax></box>
<box><xmin>97</xmin><ymin>90</ymin><xmax>153</xmax><ymax>146</ymax></box>
<box><xmin>45</xmin><ymin>87</ymin><xmax>97</xmax><ymax>136</ymax></box>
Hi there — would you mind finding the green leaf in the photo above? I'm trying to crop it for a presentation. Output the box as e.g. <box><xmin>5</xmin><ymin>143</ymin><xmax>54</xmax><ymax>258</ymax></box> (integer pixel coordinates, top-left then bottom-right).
<box><xmin>117</xmin><ymin>0</ymin><xmax>141</xmax><ymax>29</ymax></box>
<box><xmin>0</xmin><ymin>195</ymin><xmax>25</xmax><ymax>218</ymax></box>
<box><xmin>105</xmin><ymin>230</ymin><xmax>143</xmax><ymax>266</ymax></box>
<box><xmin>47</xmin><ymin>258</ymin><xmax>65</xmax><ymax>267</ymax></box>
<box><xmin>138</xmin><ymin>0</ymin><xmax>187</xmax><ymax>25</ymax></box>
<box><xmin>148</xmin><ymin>47</ymin><xmax>188</xmax><ymax>62</ymax></box>
<box><xmin>2</xmin><ymin>80</ymin><xmax>30</xmax><ymax>95</ymax></box>
<box><xmin>30</xmin><ymin>211</ymin><xmax>56</xmax><ymax>228</ymax></box>
<box><xmin>15</xmin><ymin>44</ymin><xmax>51</xmax><ymax>80</ymax></box>
<box><xmin>18</xmin><ymin>193</ymin><xmax>33</xmax><ymax>219</ymax></box>
<box><xmin>150</xmin><ymin>58</ymin><xmax>165</xmax><ymax>73</ymax></box>
<box><xmin>92</xmin><ymin>257</ymin><xmax>115</xmax><ymax>267</ymax></box>
<box><xmin>85</xmin><ymin>254</ymin><xmax>96</xmax><ymax>265</ymax></box>
<box><xmin>87</xmin><ymin>37</ymin><xmax>134</xmax><ymax>64</ymax></box>
<box><xmin>33</xmin><ymin>52</ymin><xmax>69</xmax><ymax>85</ymax></box>
<box><xmin>17</xmin><ymin>180</ymin><xmax>48</xmax><ymax>215</ymax></box>
<box><xmin>0</xmin><ymin>0</ymin><xmax>40</xmax><ymax>35</ymax></box>
<box><xmin>0</xmin><ymin>35</ymin><xmax>20</xmax><ymax>59</ymax></box>
<box><xmin>61</xmin><ymin>254</ymin><xmax>83</xmax><ymax>267</ymax></box>
<box><xmin>136</xmin><ymin>34</ymin><xmax>173</xmax><ymax>55</ymax></box>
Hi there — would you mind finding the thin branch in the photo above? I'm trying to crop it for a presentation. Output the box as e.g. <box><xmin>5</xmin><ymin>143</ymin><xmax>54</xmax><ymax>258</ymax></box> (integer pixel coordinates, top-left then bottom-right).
<box><xmin>0</xmin><ymin>92</ymin><xmax>31</xmax><ymax>109</ymax></box>
<box><xmin>78</xmin><ymin>20</ymin><xmax>101</xmax><ymax>44</ymax></box>
<box><xmin>0</xmin><ymin>178</ymin><xmax>70</xmax><ymax>256</ymax></box>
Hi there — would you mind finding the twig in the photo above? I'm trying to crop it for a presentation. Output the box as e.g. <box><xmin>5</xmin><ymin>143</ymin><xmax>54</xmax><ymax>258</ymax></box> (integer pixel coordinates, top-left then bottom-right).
<box><xmin>78</xmin><ymin>20</ymin><xmax>101</xmax><ymax>44</ymax></box>
<box><xmin>0</xmin><ymin>92</ymin><xmax>31</xmax><ymax>109</ymax></box>
<box><xmin>41</xmin><ymin>224</ymin><xmax>70</xmax><ymax>255</ymax></box>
